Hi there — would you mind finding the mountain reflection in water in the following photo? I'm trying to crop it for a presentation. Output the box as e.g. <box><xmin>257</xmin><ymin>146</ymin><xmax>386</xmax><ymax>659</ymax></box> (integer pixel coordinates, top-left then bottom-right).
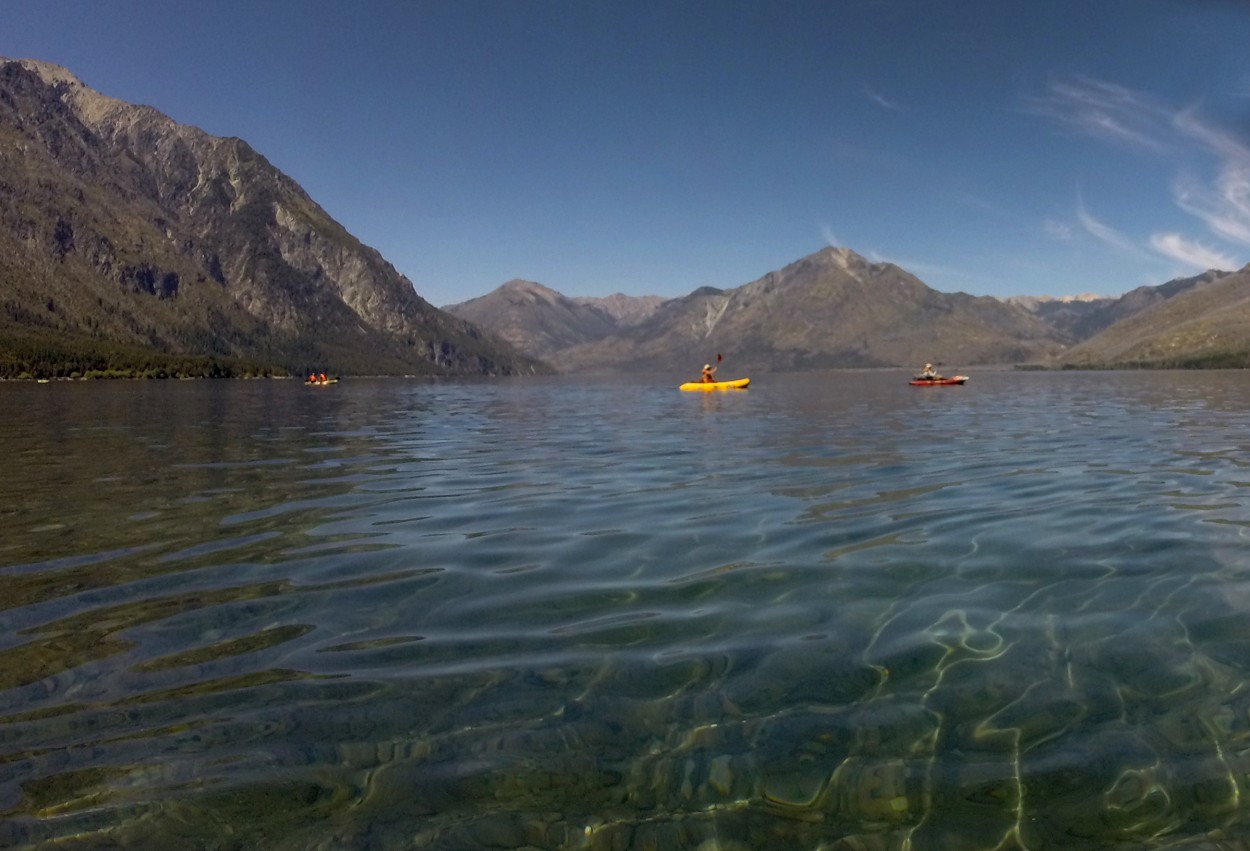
<box><xmin>2</xmin><ymin>371</ymin><xmax>1250</xmax><ymax>850</ymax></box>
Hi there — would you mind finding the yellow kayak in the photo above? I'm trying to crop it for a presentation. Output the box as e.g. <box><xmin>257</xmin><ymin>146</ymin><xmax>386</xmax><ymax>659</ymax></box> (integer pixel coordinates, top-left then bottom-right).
<box><xmin>679</xmin><ymin>377</ymin><xmax>750</xmax><ymax>391</ymax></box>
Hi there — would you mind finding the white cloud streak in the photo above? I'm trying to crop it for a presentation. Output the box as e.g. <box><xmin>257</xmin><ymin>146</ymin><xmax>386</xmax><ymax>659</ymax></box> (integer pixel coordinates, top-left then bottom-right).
<box><xmin>863</xmin><ymin>87</ymin><xmax>901</xmax><ymax>111</ymax></box>
<box><xmin>1030</xmin><ymin>76</ymin><xmax>1250</xmax><ymax>266</ymax></box>
<box><xmin>1174</xmin><ymin>168</ymin><xmax>1250</xmax><ymax>245</ymax></box>
<box><xmin>1076</xmin><ymin>202</ymin><xmax>1139</xmax><ymax>254</ymax></box>
<box><xmin>1150</xmin><ymin>232</ymin><xmax>1238</xmax><ymax>270</ymax></box>
<box><xmin>1169</xmin><ymin>107</ymin><xmax>1250</xmax><ymax>247</ymax></box>
<box><xmin>1173</xmin><ymin>106</ymin><xmax>1250</xmax><ymax>164</ymax></box>
<box><xmin>1024</xmin><ymin>76</ymin><xmax>1168</xmax><ymax>153</ymax></box>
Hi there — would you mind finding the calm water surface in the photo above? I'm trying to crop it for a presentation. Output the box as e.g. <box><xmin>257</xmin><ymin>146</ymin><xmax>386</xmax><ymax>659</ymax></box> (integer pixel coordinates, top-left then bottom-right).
<box><xmin>3</xmin><ymin>370</ymin><xmax>1250</xmax><ymax>850</ymax></box>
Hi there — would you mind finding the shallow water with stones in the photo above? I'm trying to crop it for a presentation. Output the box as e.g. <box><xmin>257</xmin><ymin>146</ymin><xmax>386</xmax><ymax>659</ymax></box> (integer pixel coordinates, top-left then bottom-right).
<box><xmin>3</xmin><ymin>369</ymin><xmax>1250</xmax><ymax>850</ymax></box>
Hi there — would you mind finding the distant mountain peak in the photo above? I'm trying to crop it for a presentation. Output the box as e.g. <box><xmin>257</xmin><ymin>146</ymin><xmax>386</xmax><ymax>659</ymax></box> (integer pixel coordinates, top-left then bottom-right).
<box><xmin>784</xmin><ymin>245</ymin><xmax>880</xmax><ymax>281</ymax></box>
<box><xmin>444</xmin><ymin>278</ymin><xmax>618</xmax><ymax>353</ymax></box>
<box><xmin>821</xmin><ymin>245</ymin><xmax>866</xmax><ymax>269</ymax></box>
<box><xmin>3</xmin><ymin>57</ymin><xmax>84</xmax><ymax>87</ymax></box>
<box><xmin>1008</xmin><ymin>293</ymin><xmax>1106</xmax><ymax>305</ymax></box>
<box><xmin>1</xmin><ymin>57</ymin><xmax>136</xmax><ymax>128</ymax></box>
<box><xmin>494</xmin><ymin>279</ymin><xmax>567</xmax><ymax>306</ymax></box>
<box><xmin>501</xmin><ymin>278</ymin><xmax>556</xmax><ymax>294</ymax></box>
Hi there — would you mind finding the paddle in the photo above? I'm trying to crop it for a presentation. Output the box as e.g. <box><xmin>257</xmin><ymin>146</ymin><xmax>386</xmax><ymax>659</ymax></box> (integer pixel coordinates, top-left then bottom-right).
<box><xmin>699</xmin><ymin>353</ymin><xmax>721</xmax><ymax>383</ymax></box>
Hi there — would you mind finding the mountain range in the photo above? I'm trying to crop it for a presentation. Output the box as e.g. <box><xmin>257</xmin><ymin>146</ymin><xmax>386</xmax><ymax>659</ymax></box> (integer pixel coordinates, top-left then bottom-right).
<box><xmin>445</xmin><ymin>253</ymin><xmax>1250</xmax><ymax>375</ymax></box>
<box><xmin>4</xmin><ymin>56</ymin><xmax>1250</xmax><ymax>381</ymax></box>
<box><xmin>0</xmin><ymin>57</ymin><xmax>542</xmax><ymax>378</ymax></box>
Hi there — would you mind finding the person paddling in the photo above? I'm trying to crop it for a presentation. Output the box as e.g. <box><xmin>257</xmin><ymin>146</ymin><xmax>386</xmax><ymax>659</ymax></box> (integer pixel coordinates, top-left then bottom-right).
<box><xmin>699</xmin><ymin>353</ymin><xmax>725</xmax><ymax>383</ymax></box>
<box><xmin>918</xmin><ymin>362</ymin><xmax>939</xmax><ymax>379</ymax></box>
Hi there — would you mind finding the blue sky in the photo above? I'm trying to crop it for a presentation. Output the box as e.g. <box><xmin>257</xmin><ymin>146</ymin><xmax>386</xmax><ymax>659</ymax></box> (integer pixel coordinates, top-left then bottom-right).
<box><xmin>5</xmin><ymin>1</ymin><xmax>1250</xmax><ymax>306</ymax></box>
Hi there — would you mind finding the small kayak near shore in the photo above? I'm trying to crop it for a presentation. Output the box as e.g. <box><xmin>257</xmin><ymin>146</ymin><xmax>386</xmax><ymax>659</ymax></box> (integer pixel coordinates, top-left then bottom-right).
<box><xmin>679</xmin><ymin>377</ymin><xmax>750</xmax><ymax>391</ymax></box>
<box><xmin>909</xmin><ymin>375</ymin><xmax>968</xmax><ymax>386</ymax></box>
<box><xmin>305</xmin><ymin>378</ymin><xmax>340</xmax><ymax>386</ymax></box>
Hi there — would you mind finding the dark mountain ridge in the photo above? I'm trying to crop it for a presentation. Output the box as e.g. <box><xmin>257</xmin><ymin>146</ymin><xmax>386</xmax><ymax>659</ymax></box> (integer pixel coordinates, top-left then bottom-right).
<box><xmin>0</xmin><ymin>57</ymin><xmax>542</xmax><ymax>378</ymax></box>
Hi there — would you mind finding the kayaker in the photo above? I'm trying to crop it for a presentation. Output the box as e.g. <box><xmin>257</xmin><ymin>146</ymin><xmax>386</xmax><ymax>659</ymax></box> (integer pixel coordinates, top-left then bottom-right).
<box><xmin>319</xmin><ymin>372</ymin><xmax>328</xmax><ymax>384</ymax></box>
<box><xmin>701</xmin><ymin>363</ymin><xmax>718</xmax><ymax>383</ymax></box>
<box><xmin>918</xmin><ymin>363</ymin><xmax>938</xmax><ymax>379</ymax></box>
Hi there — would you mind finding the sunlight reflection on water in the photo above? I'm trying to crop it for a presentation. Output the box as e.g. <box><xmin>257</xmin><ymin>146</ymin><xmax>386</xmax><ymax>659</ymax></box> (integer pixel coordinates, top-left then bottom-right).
<box><xmin>2</xmin><ymin>370</ymin><xmax>1250</xmax><ymax>849</ymax></box>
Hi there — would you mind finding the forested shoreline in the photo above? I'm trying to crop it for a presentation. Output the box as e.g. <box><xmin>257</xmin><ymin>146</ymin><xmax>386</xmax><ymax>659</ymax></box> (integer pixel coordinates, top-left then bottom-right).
<box><xmin>0</xmin><ymin>330</ymin><xmax>286</xmax><ymax>380</ymax></box>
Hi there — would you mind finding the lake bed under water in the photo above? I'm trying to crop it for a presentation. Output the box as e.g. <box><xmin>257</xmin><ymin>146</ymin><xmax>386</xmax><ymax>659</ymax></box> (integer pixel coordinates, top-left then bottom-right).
<box><xmin>2</xmin><ymin>370</ymin><xmax>1250</xmax><ymax>849</ymax></box>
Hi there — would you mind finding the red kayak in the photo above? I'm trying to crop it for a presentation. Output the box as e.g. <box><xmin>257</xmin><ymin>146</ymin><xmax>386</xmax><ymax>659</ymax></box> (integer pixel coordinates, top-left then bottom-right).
<box><xmin>909</xmin><ymin>375</ymin><xmax>968</xmax><ymax>386</ymax></box>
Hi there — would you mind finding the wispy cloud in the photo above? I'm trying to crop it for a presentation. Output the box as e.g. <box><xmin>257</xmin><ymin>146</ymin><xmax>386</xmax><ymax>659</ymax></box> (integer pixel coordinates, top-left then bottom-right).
<box><xmin>1169</xmin><ymin>109</ymin><xmax>1250</xmax><ymax>254</ymax></box>
<box><xmin>1076</xmin><ymin>201</ymin><xmax>1139</xmax><ymax>254</ymax></box>
<box><xmin>1172</xmin><ymin>106</ymin><xmax>1250</xmax><ymax>164</ymax></box>
<box><xmin>863</xmin><ymin>87</ymin><xmax>901</xmax><ymax>111</ymax></box>
<box><xmin>1166</xmin><ymin>109</ymin><xmax>1250</xmax><ymax>247</ymax></box>
<box><xmin>1043</xmin><ymin>219</ymin><xmax>1074</xmax><ymax>241</ymax></box>
<box><xmin>1174</xmin><ymin>168</ymin><xmax>1250</xmax><ymax>245</ymax></box>
<box><xmin>1023</xmin><ymin>76</ymin><xmax>1168</xmax><ymax>152</ymax></box>
<box><xmin>820</xmin><ymin>224</ymin><xmax>842</xmax><ymax>248</ymax></box>
<box><xmin>1150</xmin><ymin>232</ymin><xmax>1238</xmax><ymax>270</ymax></box>
<box><xmin>1029</xmin><ymin>76</ymin><xmax>1249</xmax><ymax>268</ymax></box>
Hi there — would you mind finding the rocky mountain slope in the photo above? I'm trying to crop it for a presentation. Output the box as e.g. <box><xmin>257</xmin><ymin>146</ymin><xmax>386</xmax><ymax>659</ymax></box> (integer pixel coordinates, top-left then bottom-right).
<box><xmin>0</xmin><ymin>57</ymin><xmax>543</xmax><ymax>378</ymax></box>
<box><xmin>1007</xmin><ymin>270</ymin><xmax>1231</xmax><ymax>342</ymax></box>
<box><xmin>571</xmin><ymin>293</ymin><xmax>666</xmax><ymax>326</ymax></box>
<box><xmin>1055</xmin><ymin>265</ymin><xmax>1250</xmax><ymax>368</ymax></box>
<box><xmin>444</xmin><ymin>280</ymin><xmax>620</xmax><ymax>357</ymax></box>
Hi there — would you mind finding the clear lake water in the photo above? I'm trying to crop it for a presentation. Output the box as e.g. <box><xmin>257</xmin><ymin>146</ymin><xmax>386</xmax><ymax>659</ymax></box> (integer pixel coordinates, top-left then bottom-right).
<box><xmin>3</xmin><ymin>369</ymin><xmax>1250</xmax><ymax>850</ymax></box>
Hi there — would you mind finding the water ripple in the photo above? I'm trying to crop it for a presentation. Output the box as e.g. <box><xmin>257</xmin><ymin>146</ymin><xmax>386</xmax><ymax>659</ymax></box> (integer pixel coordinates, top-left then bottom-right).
<box><xmin>3</xmin><ymin>372</ymin><xmax>1250</xmax><ymax>848</ymax></box>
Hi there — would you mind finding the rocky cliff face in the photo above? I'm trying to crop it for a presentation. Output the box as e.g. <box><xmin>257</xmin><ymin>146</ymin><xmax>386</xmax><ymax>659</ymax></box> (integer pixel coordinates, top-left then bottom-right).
<box><xmin>0</xmin><ymin>58</ymin><xmax>544</xmax><ymax>376</ymax></box>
